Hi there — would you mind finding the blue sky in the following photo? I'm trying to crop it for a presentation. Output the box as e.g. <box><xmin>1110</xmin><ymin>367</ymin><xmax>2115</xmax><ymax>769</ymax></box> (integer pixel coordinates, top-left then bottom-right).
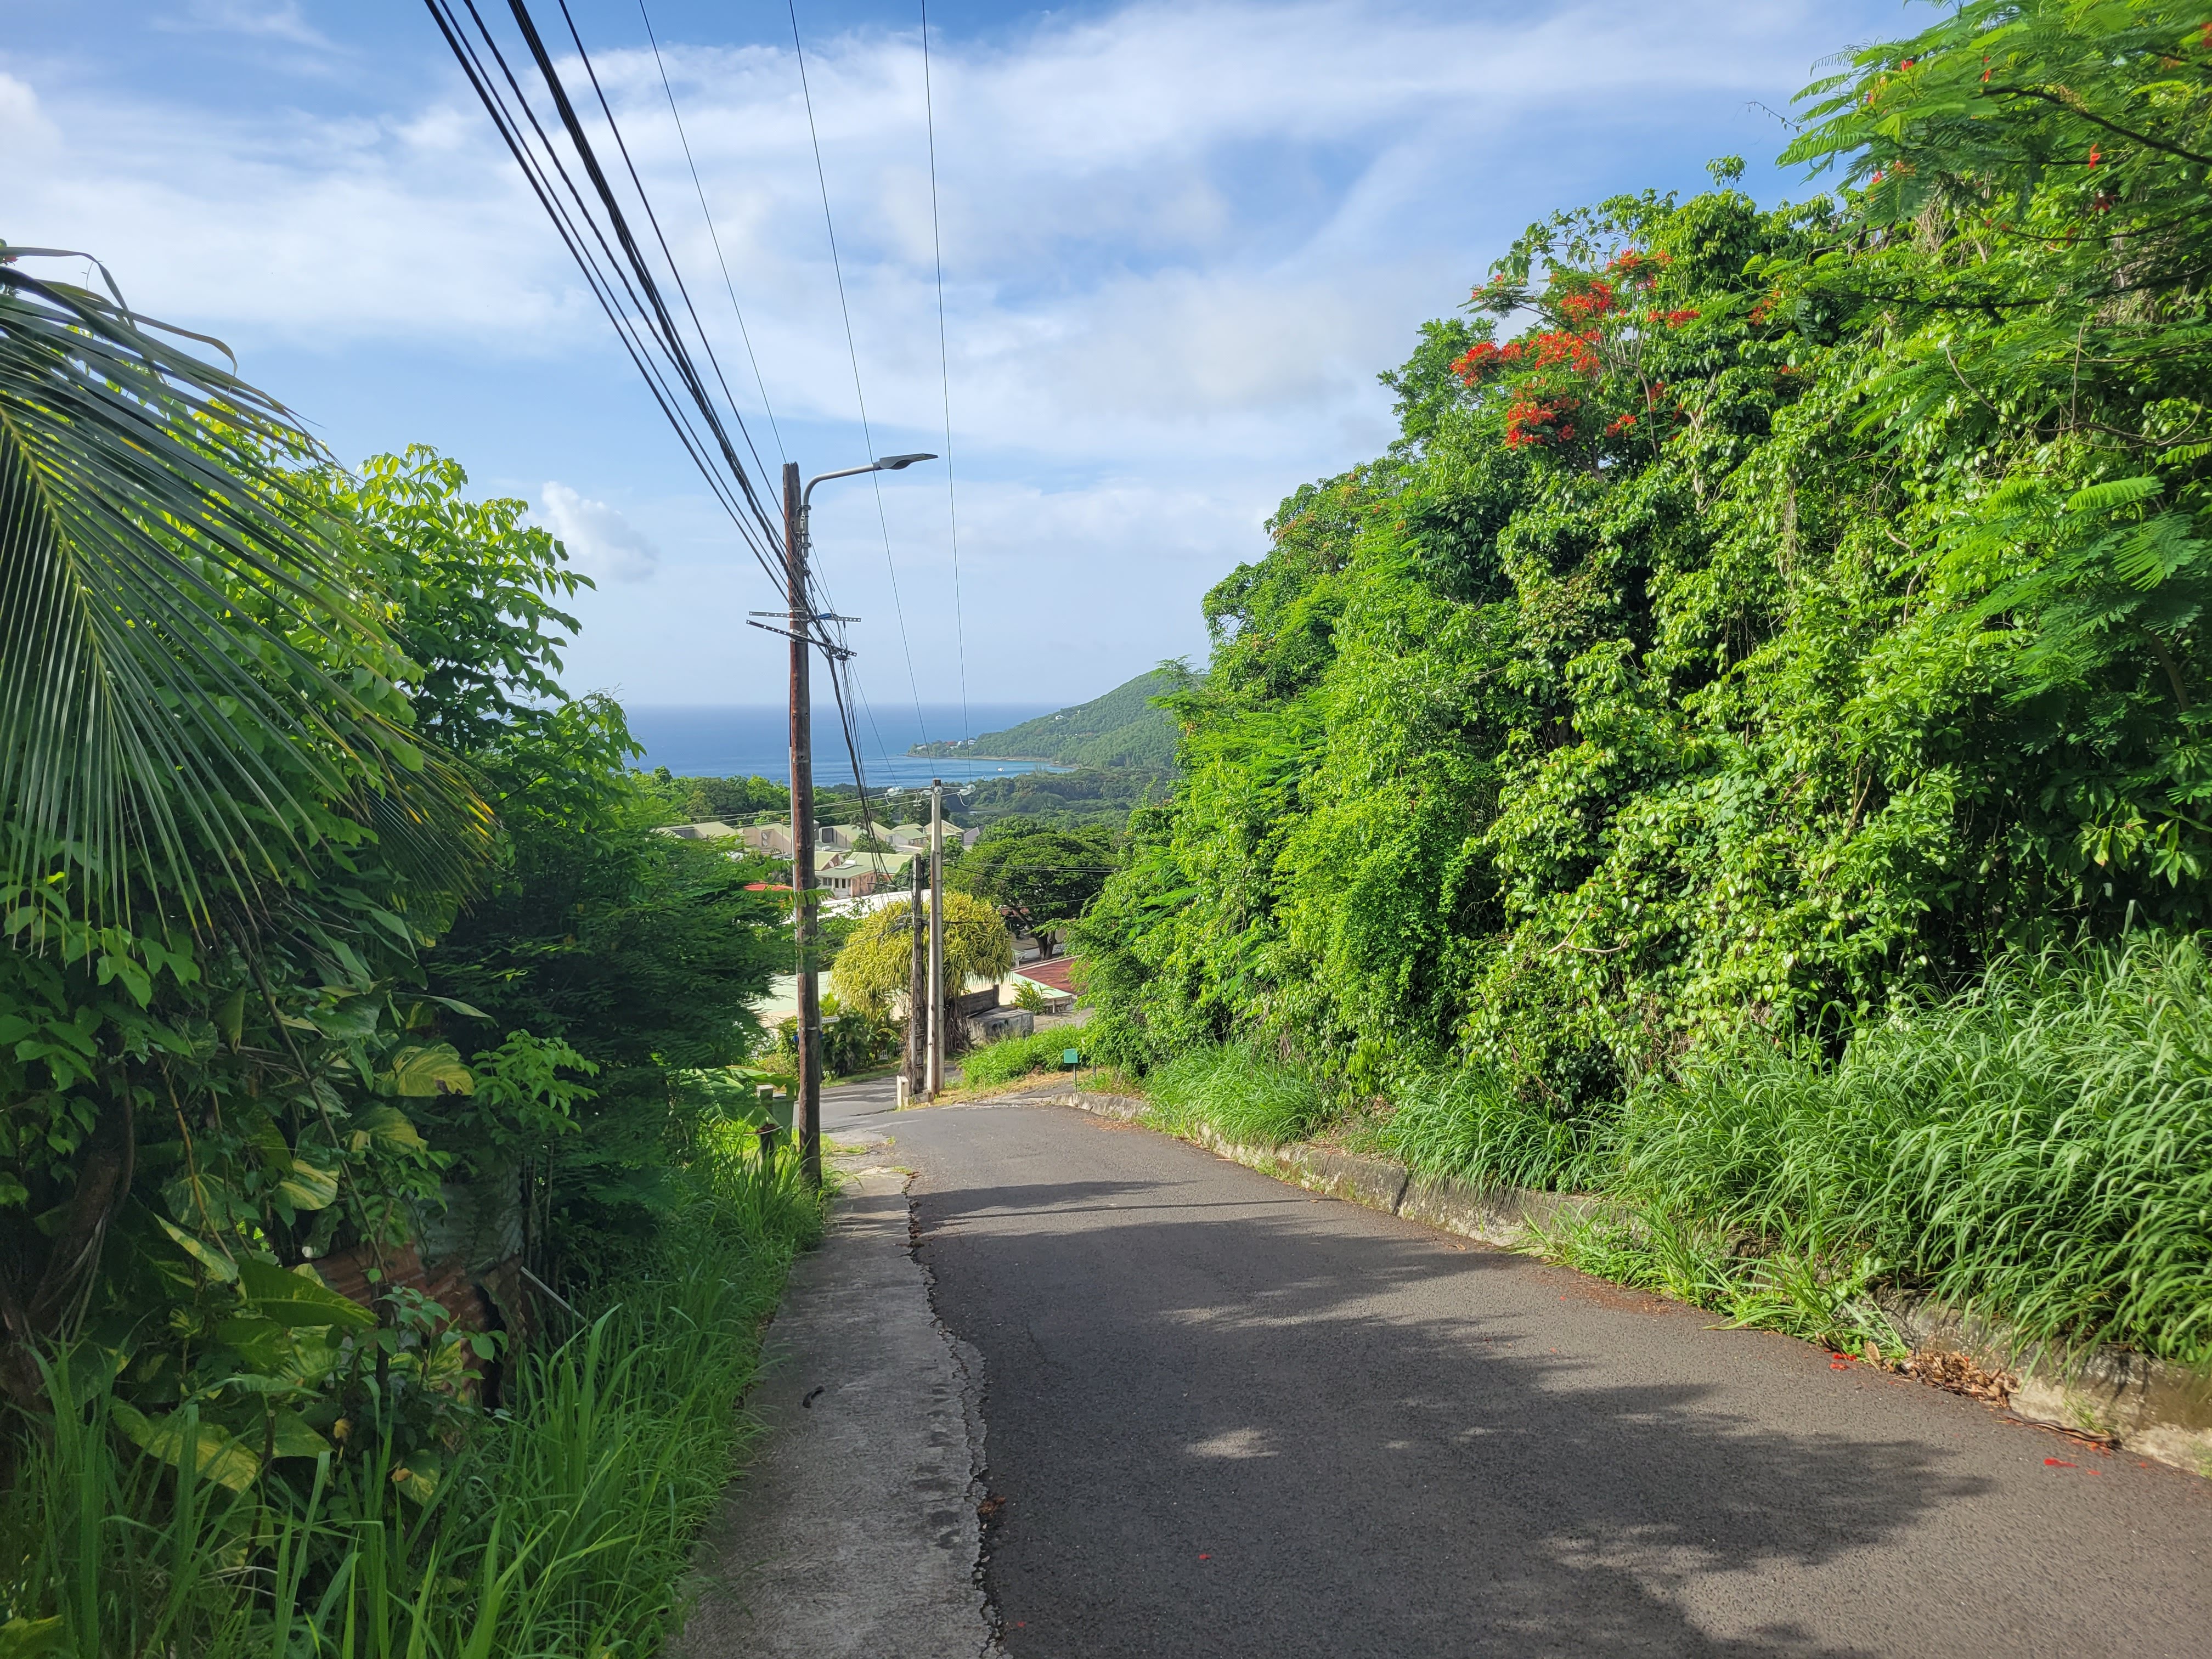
<box><xmin>4</xmin><ymin>0</ymin><xmax>1912</xmax><ymax>723</ymax></box>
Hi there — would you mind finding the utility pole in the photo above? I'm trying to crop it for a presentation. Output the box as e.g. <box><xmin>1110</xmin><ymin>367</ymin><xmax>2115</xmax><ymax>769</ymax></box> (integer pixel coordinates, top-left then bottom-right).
<box><xmin>907</xmin><ymin>853</ymin><xmax>927</xmax><ymax>1101</ymax></box>
<box><xmin>755</xmin><ymin>452</ymin><xmax>934</xmax><ymax>1154</ymax></box>
<box><xmin>783</xmin><ymin>461</ymin><xmax>821</xmax><ymax>1186</ymax></box>
<box><xmin>927</xmin><ymin>778</ymin><xmax>946</xmax><ymax>1098</ymax></box>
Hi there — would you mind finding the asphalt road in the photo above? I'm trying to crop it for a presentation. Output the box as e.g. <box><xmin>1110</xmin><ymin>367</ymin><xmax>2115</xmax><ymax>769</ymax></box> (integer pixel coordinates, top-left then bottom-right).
<box><xmin>823</xmin><ymin>1082</ymin><xmax>2211</xmax><ymax>1658</ymax></box>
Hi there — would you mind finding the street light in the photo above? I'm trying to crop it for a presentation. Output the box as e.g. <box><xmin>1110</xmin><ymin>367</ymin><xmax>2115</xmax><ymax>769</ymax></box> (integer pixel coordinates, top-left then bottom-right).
<box><xmin>780</xmin><ymin>452</ymin><xmax>939</xmax><ymax>1185</ymax></box>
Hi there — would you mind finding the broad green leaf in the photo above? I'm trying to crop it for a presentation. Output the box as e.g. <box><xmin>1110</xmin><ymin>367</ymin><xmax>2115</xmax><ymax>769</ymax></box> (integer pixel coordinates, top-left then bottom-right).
<box><xmin>235</xmin><ymin>1259</ymin><xmax>374</xmax><ymax>1330</ymax></box>
<box><xmin>350</xmin><ymin>1104</ymin><xmax>428</xmax><ymax>1154</ymax></box>
<box><xmin>155</xmin><ymin>1215</ymin><xmax>238</xmax><ymax>1283</ymax></box>
<box><xmin>0</xmin><ymin>1615</ymin><xmax>67</xmax><ymax>1658</ymax></box>
<box><xmin>385</xmin><ymin>1042</ymin><xmax>473</xmax><ymax>1098</ymax></box>
<box><xmin>390</xmin><ymin>1447</ymin><xmax>443</xmax><ymax>1504</ymax></box>
<box><xmin>309</xmin><ymin>999</ymin><xmax>382</xmax><ymax>1042</ymax></box>
<box><xmin>213</xmin><ymin>1318</ymin><xmax>297</xmax><ymax>1373</ymax></box>
<box><xmin>111</xmin><ymin>1401</ymin><xmax>260</xmax><ymax>1491</ymax></box>
<box><xmin>266</xmin><ymin>1408</ymin><xmax>332</xmax><ymax>1460</ymax></box>
<box><xmin>275</xmin><ymin>1158</ymin><xmax>339</xmax><ymax>1212</ymax></box>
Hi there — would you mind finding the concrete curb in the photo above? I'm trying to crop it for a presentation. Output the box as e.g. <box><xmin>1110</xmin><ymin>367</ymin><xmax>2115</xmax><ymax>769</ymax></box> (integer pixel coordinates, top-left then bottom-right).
<box><xmin>1029</xmin><ymin>1089</ymin><xmax>2212</xmax><ymax>1479</ymax></box>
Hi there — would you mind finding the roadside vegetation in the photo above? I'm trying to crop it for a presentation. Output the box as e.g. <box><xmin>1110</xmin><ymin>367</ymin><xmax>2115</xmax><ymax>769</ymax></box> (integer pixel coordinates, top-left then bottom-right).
<box><xmin>1073</xmin><ymin>3</ymin><xmax>2212</xmax><ymax>1365</ymax></box>
<box><xmin>0</xmin><ymin>251</ymin><xmax>809</xmax><ymax>1649</ymax></box>
<box><xmin>958</xmin><ymin>1028</ymin><xmax>1084</xmax><ymax>1090</ymax></box>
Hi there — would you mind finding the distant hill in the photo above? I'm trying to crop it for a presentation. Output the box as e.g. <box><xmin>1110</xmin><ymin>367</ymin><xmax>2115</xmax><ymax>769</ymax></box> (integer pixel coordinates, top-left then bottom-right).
<box><xmin>911</xmin><ymin>668</ymin><xmax>1182</xmax><ymax>770</ymax></box>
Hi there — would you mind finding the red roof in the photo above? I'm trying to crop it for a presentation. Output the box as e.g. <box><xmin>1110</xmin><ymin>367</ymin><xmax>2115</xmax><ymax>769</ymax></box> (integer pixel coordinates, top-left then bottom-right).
<box><xmin>1021</xmin><ymin>955</ymin><xmax>1077</xmax><ymax>994</ymax></box>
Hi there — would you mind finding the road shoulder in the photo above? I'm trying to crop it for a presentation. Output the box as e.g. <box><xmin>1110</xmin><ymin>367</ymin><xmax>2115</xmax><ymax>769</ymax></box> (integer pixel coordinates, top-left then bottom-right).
<box><xmin>673</xmin><ymin>1146</ymin><xmax>994</xmax><ymax>1659</ymax></box>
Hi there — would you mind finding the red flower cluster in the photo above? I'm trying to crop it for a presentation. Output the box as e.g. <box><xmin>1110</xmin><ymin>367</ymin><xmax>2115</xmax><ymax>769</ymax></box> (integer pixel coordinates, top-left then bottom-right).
<box><xmin>1558</xmin><ymin>281</ymin><xmax>1617</xmax><ymax>324</ymax></box>
<box><xmin>1606</xmin><ymin>248</ymin><xmax>1670</xmax><ymax>280</ymax></box>
<box><xmin>1453</xmin><ymin>331</ymin><xmax>1599</xmax><ymax>385</ymax></box>
<box><xmin>1605</xmin><ymin>414</ymin><xmax>1638</xmax><ymax>436</ymax></box>
<box><xmin>1451</xmin><ymin>339</ymin><xmax>1510</xmax><ymax>382</ymax></box>
<box><xmin>1528</xmin><ymin>329</ymin><xmax>1601</xmax><ymax>374</ymax></box>
<box><xmin>1650</xmin><ymin>308</ymin><xmax>1701</xmax><ymax>328</ymax></box>
<box><xmin>1504</xmin><ymin>395</ymin><xmax>1577</xmax><ymax>448</ymax></box>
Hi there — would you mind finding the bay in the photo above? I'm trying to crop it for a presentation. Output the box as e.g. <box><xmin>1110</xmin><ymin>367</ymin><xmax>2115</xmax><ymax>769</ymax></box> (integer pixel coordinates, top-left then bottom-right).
<box><xmin>626</xmin><ymin>702</ymin><xmax>1060</xmax><ymax>790</ymax></box>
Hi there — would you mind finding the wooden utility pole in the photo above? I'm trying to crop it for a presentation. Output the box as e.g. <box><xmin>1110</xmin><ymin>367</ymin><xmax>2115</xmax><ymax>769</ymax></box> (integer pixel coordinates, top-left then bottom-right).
<box><xmin>784</xmin><ymin>461</ymin><xmax>821</xmax><ymax>1185</ymax></box>
<box><xmin>907</xmin><ymin>853</ymin><xmax>927</xmax><ymax>1098</ymax></box>
<box><xmin>927</xmin><ymin>778</ymin><xmax>946</xmax><ymax>1098</ymax></box>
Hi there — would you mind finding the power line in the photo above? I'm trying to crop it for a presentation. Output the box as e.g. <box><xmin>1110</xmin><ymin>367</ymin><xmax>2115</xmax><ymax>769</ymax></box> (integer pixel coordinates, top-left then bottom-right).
<box><xmin>787</xmin><ymin>0</ymin><xmax>932</xmax><ymax>748</ymax></box>
<box><xmin>552</xmin><ymin>0</ymin><xmax>777</xmax><ymax>491</ymax></box>
<box><xmin>425</xmin><ymin>0</ymin><xmax>793</xmax><ymax>601</ymax></box>
<box><xmin>636</xmin><ymin>0</ymin><xmax>787</xmax><ymax>467</ymax></box>
<box><xmin>919</xmin><ymin>0</ymin><xmax>971</xmax><ymax>743</ymax></box>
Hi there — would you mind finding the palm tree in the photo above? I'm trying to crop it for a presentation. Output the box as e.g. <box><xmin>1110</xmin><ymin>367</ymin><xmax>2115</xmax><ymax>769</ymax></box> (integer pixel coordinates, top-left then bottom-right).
<box><xmin>0</xmin><ymin>245</ymin><xmax>487</xmax><ymax>932</ymax></box>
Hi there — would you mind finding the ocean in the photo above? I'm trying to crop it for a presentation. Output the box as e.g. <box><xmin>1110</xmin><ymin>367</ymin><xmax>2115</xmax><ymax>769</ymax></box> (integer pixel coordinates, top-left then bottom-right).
<box><xmin>626</xmin><ymin>702</ymin><xmax>1060</xmax><ymax>789</ymax></box>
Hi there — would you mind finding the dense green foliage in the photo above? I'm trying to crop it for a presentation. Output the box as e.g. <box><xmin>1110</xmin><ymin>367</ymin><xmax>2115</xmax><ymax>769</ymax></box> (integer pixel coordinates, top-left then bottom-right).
<box><xmin>0</xmin><ymin>1131</ymin><xmax>821</xmax><ymax>1656</ymax></box>
<box><xmin>830</xmin><ymin>891</ymin><xmax>1012</xmax><ymax>1013</ymax></box>
<box><xmin>1</xmin><ymin>260</ymin><xmax>795</xmax><ymax>1651</ymax></box>
<box><xmin>639</xmin><ymin>769</ymin><xmax>789</xmax><ymax>828</ymax></box>
<box><xmin>912</xmin><ymin>668</ymin><xmax>1185</xmax><ymax>769</ymax></box>
<box><xmin>948</xmin><ymin>766</ymin><xmax>1169</xmax><ymax>828</ymax></box>
<box><xmin>1075</xmin><ymin>0</ymin><xmax>2212</xmax><ymax>1358</ymax></box>
<box><xmin>1083</xmin><ymin>1</ymin><xmax>2212</xmax><ymax>1101</ymax></box>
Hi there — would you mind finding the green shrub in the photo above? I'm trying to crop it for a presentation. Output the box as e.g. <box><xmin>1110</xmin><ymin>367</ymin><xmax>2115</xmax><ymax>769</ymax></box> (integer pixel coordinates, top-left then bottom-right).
<box><xmin>1147</xmin><ymin>1045</ymin><xmax>1331</xmax><ymax>1148</ymax></box>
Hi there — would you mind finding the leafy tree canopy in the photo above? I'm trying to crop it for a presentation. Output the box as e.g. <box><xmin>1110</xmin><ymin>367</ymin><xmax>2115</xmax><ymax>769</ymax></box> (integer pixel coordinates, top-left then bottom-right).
<box><xmin>1076</xmin><ymin>0</ymin><xmax>2212</xmax><ymax>1111</ymax></box>
<box><xmin>831</xmin><ymin>891</ymin><xmax>1013</xmax><ymax>1014</ymax></box>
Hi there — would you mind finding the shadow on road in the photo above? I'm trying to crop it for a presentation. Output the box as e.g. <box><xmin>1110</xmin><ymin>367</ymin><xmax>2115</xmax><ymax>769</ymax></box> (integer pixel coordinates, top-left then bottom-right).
<box><xmin>917</xmin><ymin>1170</ymin><xmax>1987</xmax><ymax>1659</ymax></box>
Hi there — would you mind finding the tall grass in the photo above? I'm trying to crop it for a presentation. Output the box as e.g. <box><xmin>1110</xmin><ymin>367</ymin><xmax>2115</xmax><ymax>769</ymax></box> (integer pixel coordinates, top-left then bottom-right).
<box><xmin>1146</xmin><ymin>1044</ymin><xmax>1333</xmax><ymax>1148</ymax></box>
<box><xmin>1154</xmin><ymin>939</ymin><xmax>2212</xmax><ymax>1364</ymax></box>
<box><xmin>1609</xmin><ymin>936</ymin><xmax>2212</xmax><ymax>1363</ymax></box>
<box><xmin>0</xmin><ymin>1126</ymin><xmax>825</xmax><ymax>1656</ymax></box>
<box><xmin>958</xmin><ymin>1028</ymin><xmax>1085</xmax><ymax>1090</ymax></box>
<box><xmin>1365</xmin><ymin>1065</ymin><xmax>1606</xmax><ymax>1192</ymax></box>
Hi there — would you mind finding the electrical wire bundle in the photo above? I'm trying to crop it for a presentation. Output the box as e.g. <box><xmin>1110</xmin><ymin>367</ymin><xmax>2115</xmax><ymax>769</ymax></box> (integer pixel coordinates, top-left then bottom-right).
<box><xmin>422</xmin><ymin>0</ymin><xmax>974</xmax><ymax>868</ymax></box>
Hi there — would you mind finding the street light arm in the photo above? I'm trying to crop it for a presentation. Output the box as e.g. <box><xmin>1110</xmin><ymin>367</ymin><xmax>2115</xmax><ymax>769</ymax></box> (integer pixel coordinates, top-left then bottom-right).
<box><xmin>802</xmin><ymin>462</ymin><xmax>882</xmax><ymax>504</ymax></box>
<box><xmin>802</xmin><ymin>452</ymin><xmax>937</xmax><ymax>506</ymax></box>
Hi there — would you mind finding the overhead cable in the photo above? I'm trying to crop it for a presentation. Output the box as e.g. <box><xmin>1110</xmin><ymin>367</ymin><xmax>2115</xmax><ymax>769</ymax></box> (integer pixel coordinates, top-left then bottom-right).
<box><xmin>422</xmin><ymin>0</ymin><xmax>792</xmax><ymax>600</ymax></box>
<box><xmin>787</xmin><ymin>0</ymin><xmax>933</xmax><ymax>744</ymax></box>
<box><xmin>919</xmin><ymin>0</ymin><xmax>972</xmax><ymax>744</ymax></box>
<box><xmin>629</xmin><ymin>0</ymin><xmax>788</xmax><ymax>472</ymax></box>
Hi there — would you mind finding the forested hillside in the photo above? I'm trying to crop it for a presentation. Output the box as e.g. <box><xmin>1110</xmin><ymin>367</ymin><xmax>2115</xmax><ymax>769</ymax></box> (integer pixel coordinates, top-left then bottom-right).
<box><xmin>913</xmin><ymin>667</ymin><xmax>1183</xmax><ymax>769</ymax></box>
<box><xmin>1074</xmin><ymin>2</ymin><xmax>2212</xmax><ymax>1361</ymax></box>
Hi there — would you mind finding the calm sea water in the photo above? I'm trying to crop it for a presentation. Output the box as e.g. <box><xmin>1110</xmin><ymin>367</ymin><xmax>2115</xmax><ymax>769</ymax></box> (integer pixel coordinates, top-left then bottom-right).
<box><xmin>626</xmin><ymin>702</ymin><xmax>1059</xmax><ymax>789</ymax></box>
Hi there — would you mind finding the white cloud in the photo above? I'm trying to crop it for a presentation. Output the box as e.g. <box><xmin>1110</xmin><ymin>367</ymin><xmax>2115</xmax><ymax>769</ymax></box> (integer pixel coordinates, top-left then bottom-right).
<box><xmin>538</xmin><ymin>483</ymin><xmax>660</xmax><ymax>584</ymax></box>
<box><xmin>0</xmin><ymin>0</ymin><xmax>1895</xmax><ymax>702</ymax></box>
<box><xmin>0</xmin><ymin>72</ymin><xmax>58</xmax><ymax>156</ymax></box>
<box><xmin>162</xmin><ymin>1</ymin><xmax>333</xmax><ymax>49</ymax></box>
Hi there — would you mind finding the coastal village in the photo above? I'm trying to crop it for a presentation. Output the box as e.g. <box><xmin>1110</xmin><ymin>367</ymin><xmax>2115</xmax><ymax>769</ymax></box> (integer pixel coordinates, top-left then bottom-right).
<box><xmin>658</xmin><ymin>810</ymin><xmax>1080</xmax><ymax>1047</ymax></box>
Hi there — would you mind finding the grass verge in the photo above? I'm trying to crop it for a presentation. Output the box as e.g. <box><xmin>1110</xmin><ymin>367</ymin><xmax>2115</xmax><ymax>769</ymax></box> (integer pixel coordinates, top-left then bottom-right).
<box><xmin>1144</xmin><ymin>1044</ymin><xmax>1331</xmax><ymax>1148</ymax></box>
<box><xmin>1360</xmin><ymin>937</ymin><xmax>2212</xmax><ymax>1364</ymax></box>
<box><xmin>956</xmin><ymin>1028</ymin><xmax>1091</xmax><ymax>1091</ymax></box>
<box><xmin>0</xmin><ymin>1125</ymin><xmax>825</xmax><ymax>1657</ymax></box>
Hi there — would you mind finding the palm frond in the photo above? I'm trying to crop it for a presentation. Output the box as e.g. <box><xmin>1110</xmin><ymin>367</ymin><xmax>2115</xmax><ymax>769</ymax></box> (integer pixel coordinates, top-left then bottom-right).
<box><xmin>0</xmin><ymin>254</ymin><xmax>489</xmax><ymax>930</ymax></box>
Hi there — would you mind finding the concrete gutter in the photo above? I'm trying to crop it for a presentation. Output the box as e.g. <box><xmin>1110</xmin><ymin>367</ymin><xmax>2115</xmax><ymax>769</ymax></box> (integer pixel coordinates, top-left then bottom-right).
<box><xmin>1031</xmin><ymin>1089</ymin><xmax>2212</xmax><ymax>1480</ymax></box>
<box><xmin>673</xmin><ymin>1152</ymin><xmax>995</xmax><ymax>1658</ymax></box>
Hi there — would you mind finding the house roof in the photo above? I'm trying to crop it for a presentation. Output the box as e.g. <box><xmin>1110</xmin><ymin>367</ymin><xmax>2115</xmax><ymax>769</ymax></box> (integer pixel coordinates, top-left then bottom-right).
<box><xmin>1019</xmin><ymin>955</ymin><xmax>1078</xmax><ymax>994</ymax></box>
